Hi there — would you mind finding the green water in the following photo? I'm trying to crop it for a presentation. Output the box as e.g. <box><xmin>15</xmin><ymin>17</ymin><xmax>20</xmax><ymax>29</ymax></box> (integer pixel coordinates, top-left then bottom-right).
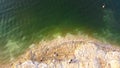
<box><xmin>0</xmin><ymin>0</ymin><xmax>120</xmax><ymax>62</ymax></box>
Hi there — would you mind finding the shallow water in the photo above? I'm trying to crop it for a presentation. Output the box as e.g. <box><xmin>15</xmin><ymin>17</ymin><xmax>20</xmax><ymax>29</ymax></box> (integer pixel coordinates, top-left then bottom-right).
<box><xmin>0</xmin><ymin>0</ymin><xmax>120</xmax><ymax>62</ymax></box>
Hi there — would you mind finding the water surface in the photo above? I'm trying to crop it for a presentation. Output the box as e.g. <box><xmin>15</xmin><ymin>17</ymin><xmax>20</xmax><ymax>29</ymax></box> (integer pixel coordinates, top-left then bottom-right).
<box><xmin>0</xmin><ymin>0</ymin><xmax>120</xmax><ymax>63</ymax></box>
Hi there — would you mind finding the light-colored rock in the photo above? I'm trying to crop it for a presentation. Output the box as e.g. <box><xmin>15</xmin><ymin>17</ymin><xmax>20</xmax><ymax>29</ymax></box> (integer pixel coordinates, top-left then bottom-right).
<box><xmin>107</xmin><ymin>60</ymin><xmax>120</xmax><ymax>68</ymax></box>
<box><xmin>21</xmin><ymin>60</ymin><xmax>36</xmax><ymax>68</ymax></box>
<box><xmin>38</xmin><ymin>63</ymin><xmax>47</xmax><ymax>68</ymax></box>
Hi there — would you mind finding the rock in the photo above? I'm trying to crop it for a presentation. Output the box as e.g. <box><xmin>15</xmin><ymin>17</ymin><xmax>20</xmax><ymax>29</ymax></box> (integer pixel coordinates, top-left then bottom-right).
<box><xmin>20</xmin><ymin>60</ymin><xmax>38</xmax><ymax>68</ymax></box>
<box><xmin>38</xmin><ymin>63</ymin><xmax>47</xmax><ymax>68</ymax></box>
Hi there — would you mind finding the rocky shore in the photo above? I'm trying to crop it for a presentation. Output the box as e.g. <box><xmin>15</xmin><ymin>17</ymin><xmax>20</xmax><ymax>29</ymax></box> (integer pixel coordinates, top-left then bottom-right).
<box><xmin>1</xmin><ymin>34</ymin><xmax>120</xmax><ymax>68</ymax></box>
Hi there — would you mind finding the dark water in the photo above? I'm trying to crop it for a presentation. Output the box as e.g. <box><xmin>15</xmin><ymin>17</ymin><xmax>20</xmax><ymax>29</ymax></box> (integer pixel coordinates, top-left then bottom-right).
<box><xmin>0</xmin><ymin>0</ymin><xmax>120</xmax><ymax>62</ymax></box>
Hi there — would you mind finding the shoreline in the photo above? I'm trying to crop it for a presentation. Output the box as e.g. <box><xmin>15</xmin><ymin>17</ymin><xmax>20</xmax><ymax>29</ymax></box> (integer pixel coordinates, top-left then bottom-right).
<box><xmin>1</xmin><ymin>33</ymin><xmax>120</xmax><ymax>68</ymax></box>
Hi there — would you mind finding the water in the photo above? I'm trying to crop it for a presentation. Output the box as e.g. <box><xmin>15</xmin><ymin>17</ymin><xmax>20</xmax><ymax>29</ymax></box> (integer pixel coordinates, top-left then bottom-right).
<box><xmin>0</xmin><ymin>0</ymin><xmax>120</xmax><ymax>63</ymax></box>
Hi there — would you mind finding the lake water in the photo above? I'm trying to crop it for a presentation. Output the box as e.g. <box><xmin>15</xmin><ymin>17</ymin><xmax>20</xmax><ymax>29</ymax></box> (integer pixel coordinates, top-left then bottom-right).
<box><xmin>0</xmin><ymin>0</ymin><xmax>120</xmax><ymax>63</ymax></box>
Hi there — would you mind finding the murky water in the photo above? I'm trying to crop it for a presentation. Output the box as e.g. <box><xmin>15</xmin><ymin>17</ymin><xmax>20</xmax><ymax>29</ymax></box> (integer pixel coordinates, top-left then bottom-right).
<box><xmin>0</xmin><ymin>0</ymin><xmax>120</xmax><ymax>63</ymax></box>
